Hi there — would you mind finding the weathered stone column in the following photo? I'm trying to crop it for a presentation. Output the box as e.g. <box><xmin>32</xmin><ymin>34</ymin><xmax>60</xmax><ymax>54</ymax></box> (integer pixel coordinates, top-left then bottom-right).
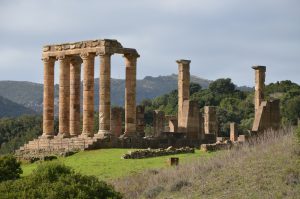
<box><xmin>124</xmin><ymin>54</ymin><xmax>139</xmax><ymax>136</ymax></box>
<box><xmin>42</xmin><ymin>56</ymin><xmax>56</xmax><ymax>138</ymax></box>
<box><xmin>111</xmin><ymin>107</ymin><xmax>123</xmax><ymax>137</ymax></box>
<box><xmin>177</xmin><ymin>59</ymin><xmax>191</xmax><ymax>132</ymax></box>
<box><xmin>252</xmin><ymin>65</ymin><xmax>266</xmax><ymax>114</ymax></box>
<box><xmin>58</xmin><ymin>55</ymin><xmax>71</xmax><ymax>138</ymax></box>
<box><xmin>97</xmin><ymin>53</ymin><xmax>112</xmax><ymax>137</ymax></box>
<box><xmin>230</xmin><ymin>122</ymin><xmax>238</xmax><ymax>142</ymax></box>
<box><xmin>81</xmin><ymin>53</ymin><xmax>95</xmax><ymax>137</ymax></box>
<box><xmin>70</xmin><ymin>56</ymin><xmax>82</xmax><ymax>137</ymax></box>
<box><xmin>204</xmin><ymin>106</ymin><xmax>218</xmax><ymax>135</ymax></box>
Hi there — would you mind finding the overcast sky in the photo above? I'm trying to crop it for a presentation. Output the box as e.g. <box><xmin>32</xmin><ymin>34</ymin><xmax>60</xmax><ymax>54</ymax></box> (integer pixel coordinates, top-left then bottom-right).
<box><xmin>0</xmin><ymin>0</ymin><xmax>299</xmax><ymax>86</ymax></box>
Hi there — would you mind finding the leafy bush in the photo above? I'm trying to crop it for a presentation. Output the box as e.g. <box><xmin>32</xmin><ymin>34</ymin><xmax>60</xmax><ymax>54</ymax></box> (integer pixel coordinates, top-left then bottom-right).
<box><xmin>0</xmin><ymin>155</ymin><xmax>22</xmax><ymax>182</ymax></box>
<box><xmin>0</xmin><ymin>162</ymin><xmax>122</xmax><ymax>199</ymax></box>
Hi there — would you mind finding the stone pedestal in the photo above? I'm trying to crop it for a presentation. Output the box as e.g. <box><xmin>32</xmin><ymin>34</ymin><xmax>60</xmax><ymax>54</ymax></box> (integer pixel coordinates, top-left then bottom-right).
<box><xmin>58</xmin><ymin>56</ymin><xmax>70</xmax><ymax>138</ymax></box>
<box><xmin>177</xmin><ymin>59</ymin><xmax>191</xmax><ymax>132</ymax></box>
<box><xmin>81</xmin><ymin>53</ymin><xmax>95</xmax><ymax>137</ymax></box>
<box><xmin>97</xmin><ymin>53</ymin><xmax>112</xmax><ymax>137</ymax></box>
<box><xmin>42</xmin><ymin>57</ymin><xmax>56</xmax><ymax>138</ymax></box>
<box><xmin>124</xmin><ymin>54</ymin><xmax>138</xmax><ymax>136</ymax></box>
<box><xmin>70</xmin><ymin>57</ymin><xmax>82</xmax><ymax>137</ymax></box>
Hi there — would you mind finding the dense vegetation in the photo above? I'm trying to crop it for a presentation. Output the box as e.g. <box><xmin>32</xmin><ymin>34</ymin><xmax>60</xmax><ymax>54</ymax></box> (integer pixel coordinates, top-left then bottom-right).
<box><xmin>141</xmin><ymin>79</ymin><xmax>300</xmax><ymax>136</ymax></box>
<box><xmin>0</xmin><ymin>155</ymin><xmax>22</xmax><ymax>182</ymax></box>
<box><xmin>0</xmin><ymin>160</ymin><xmax>122</xmax><ymax>199</ymax></box>
<box><xmin>0</xmin><ymin>116</ymin><xmax>58</xmax><ymax>155</ymax></box>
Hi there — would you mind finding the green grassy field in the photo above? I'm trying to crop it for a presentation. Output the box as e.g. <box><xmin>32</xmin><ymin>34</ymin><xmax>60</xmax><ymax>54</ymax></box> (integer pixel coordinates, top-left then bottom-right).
<box><xmin>22</xmin><ymin>149</ymin><xmax>213</xmax><ymax>181</ymax></box>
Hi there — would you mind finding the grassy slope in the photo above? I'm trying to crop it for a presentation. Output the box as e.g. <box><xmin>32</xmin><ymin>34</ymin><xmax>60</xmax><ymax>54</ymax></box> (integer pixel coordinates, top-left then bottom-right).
<box><xmin>113</xmin><ymin>128</ymin><xmax>300</xmax><ymax>199</ymax></box>
<box><xmin>22</xmin><ymin>149</ymin><xmax>213</xmax><ymax>181</ymax></box>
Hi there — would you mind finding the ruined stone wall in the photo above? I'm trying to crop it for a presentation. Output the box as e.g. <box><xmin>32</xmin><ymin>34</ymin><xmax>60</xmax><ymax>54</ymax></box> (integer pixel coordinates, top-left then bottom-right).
<box><xmin>204</xmin><ymin>106</ymin><xmax>218</xmax><ymax>136</ymax></box>
<box><xmin>252</xmin><ymin>99</ymin><xmax>280</xmax><ymax>133</ymax></box>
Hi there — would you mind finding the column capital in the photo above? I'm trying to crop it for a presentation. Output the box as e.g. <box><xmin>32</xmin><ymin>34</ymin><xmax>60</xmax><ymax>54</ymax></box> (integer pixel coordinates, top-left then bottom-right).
<box><xmin>96</xmin><ymin>51</ymin><xmax>113</xmax><ymax>57</ymax></box>
<box><xmin>56</xmin><ymin>54</ymin><xmax>71</xmax><ymax>61</ymax></box>
<box><xmin>70</xmin><ymin>56</ymin><xmax>83</xmax><ymax>65</ymax></box>
<box><xmin>252</xmin><ymin>65</ymin><xmax>266</xmax><ymax>71</ymax></box>
<box><xmin>80</xmin><ymin>52</ymin><xmax>96</xmax><ymax>60</ymax></box>
<box><xmin>176</xmin><ymin>59</ymin><xmax>191</xmax><ymax>65</ymax></box>
<box><xmin>123</xmin><ymin>53</ymin><xmax>140</xmax><ymax>60</ymax></box>
<box><xmin>42</xmin><ymin>56</ymin><xmax>56</xmax><ymax>63</ymax></box>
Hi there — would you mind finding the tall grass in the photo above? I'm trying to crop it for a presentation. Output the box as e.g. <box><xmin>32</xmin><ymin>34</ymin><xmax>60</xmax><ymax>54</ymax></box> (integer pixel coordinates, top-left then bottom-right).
<box><xmin>113</xmin><ymin>127</ymin><xmax>300</xmax><ymax>199</ymax></box>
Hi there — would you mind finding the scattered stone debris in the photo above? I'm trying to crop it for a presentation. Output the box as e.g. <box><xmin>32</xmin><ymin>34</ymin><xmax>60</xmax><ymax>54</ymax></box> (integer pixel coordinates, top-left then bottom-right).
<box><xmin>201</xmin><ymin>140</ymin><xmax>233</xmax><ymax>152</ymax></box>
<box><xmin>122</xmin><ymin>146</ymin><xmax>194</xmax><ymax>159</ymax></box>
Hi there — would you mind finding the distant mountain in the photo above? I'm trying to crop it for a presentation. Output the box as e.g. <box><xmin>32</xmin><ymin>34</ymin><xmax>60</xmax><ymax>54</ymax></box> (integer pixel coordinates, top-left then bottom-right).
<box><xmin>0</xmin><ymin>95</ymin><xmax>36</xmax><ymax>118</ymax></box>
<box><xmin>0</xmin><ymin>75</ymin><xmax>211</xmax><ymax>115</ymax></box>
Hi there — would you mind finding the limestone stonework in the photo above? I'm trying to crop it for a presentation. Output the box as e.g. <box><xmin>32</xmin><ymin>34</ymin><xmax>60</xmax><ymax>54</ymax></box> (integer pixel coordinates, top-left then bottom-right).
<box><xmin>124</xmin><ymin>54</ymin><xmax>139</xmax><ymax>136</ymax></box>
<box><xmin>40</xmin><ymin>39</ymin><xmax>139</xmax><ymax>140</ymax></box>
<box><xmin>111</xmin><ymin>107</ymin><xmax>123</xmax><ymax>137</ymax></box>
<box><xmin>177</xmin><ymin>60</ymin><xmax>191</xmax><ymax>132</ymax></box>
<box><xmin>42</xmin><ymin>57</ymin><xmax>56</xmax><ymax>138</ymax></box>
<box><xmin>136</xmin><ymin>105</ymin><xmax>145</xmax><ymax>137</ymax></box>
<box><xmin>230</xmin><ymin>122</ymin><xmax>238</xmax><ymax>142</ymax></box>
<box><xmin>185</xmin><ymin>101</ymin><xmax>200</xmax><ymax>139</ymax></box>
<box><xmin>204</xmin><ymin>106</ymin><xmax>218</xmax><ymax>136</ymax></box>
<box><xmin>58</xmin><ymin>55</ymin><xmax>71</xmax><ymax>138</ymax></box>
<box><xmin>252</xmin><ymin>65</ymin><xmax>266</xmax><ymax>113</ymax></box>
<box><xmin>167</xmin><ymin>115</ymin><xmax>178</xmax><ymax>133</ymax></box>
<box><xmin>98</xmin><ymin>53</ymin><xmax>112</xmax><ymax>137</ymax></box>
<box><xmin>70</xmin><ymin>57</ymin><xmax>82</xmax><ymax>137</ymax></box>
<box><xmin>251</xmin><ymin>66</ymin><xmax>281</xmax><ymax>133</ymax></box>
<box><xmin>81</xmin><ymin>53</ymin><xmax>95</xmax><ymax>137</ymax></box>
<box><xmin>153</xmin><ymin>110</ymin><xmax>165</xmax><ymax>137</ymax></box>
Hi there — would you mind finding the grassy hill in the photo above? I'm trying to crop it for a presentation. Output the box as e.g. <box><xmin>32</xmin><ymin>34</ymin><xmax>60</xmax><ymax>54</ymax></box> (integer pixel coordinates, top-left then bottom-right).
<box><xmin>22</xmin><ymin>149</ymin><xmax>213</xmax><ymax>181</ymax></box>
<box><xmin>113</xmin><ymin>128</ymin><xmax>300</xmax><ymax>198</ymax></box>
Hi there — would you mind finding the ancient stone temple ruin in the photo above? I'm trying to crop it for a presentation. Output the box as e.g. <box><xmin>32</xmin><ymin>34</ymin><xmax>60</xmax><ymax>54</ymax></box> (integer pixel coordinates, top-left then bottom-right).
<box><xmin>16</xmin><ymin>38</ymin><xmax>281</xmax><ymax>158</ymax></box>
<box><xmin>252</xmin><ymin>66</ymin><xmax>281</xmax><ymax>133</ymax></box>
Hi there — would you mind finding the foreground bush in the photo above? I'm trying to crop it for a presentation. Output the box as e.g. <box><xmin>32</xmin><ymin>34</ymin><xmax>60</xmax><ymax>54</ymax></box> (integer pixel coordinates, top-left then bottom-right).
<box><xmin>0</xmin><ymin>155</ymin><xmax>22</xmax><ymax>182</ymax></box>
<box><xmin>0</xmin><ymin>162</ymin><xmax>122</xmax><ymax>199</ymax></box>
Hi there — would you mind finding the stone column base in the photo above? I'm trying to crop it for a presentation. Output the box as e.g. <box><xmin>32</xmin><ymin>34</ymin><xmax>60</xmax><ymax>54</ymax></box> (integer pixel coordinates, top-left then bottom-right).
<box><xmin>39</xmin><ymin>134</ymin><xmax>54</xmax><ymax>139</ymax></box>
<box><xmin>95</xmin><ymin>130</ymin><xmax>112</xmax><ymax>139</ymax></box>
<box><xmin>55</xmin><ymin>133</ymin><xmax>70</xmax><ymax>139</ymax></box>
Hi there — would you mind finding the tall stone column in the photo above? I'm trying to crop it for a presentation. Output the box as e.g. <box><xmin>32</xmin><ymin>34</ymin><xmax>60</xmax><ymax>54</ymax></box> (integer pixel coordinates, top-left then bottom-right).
<box><xmin>252</xmin><ymin>65</ymin><xmax>266</xmax><ymax>114</ymax></box>
<box><xmin>177</xmin><ymin>59</ymin><xmax>191</xmax><ymax>132</ymax></box>
<box><xmin>70</xmin><ymin>56</ymin><xmax>82</xmax><ymax>137</ymax></box>
<box><xmin>42</xmin><ymin>56</ymin><xmax>56</xmax><ymax>138</ymax></box>
<box><xmin>81</xmin><ymin>53</ymin><xmax>95</xmax><ymax>137</ymax></box>
<box><xmin>58</xmin><ymin>55</ymin><xmax>71</xmax><ymax>138</ymax></box>
<box><xmin>97</xmin><ymin>53</ymin><xmax>112</xmax><ymax>137</ymax></box>
<box><xmin>124</xmin><ymin>54</ymin><xmax>138</xmax><ymax>136</ymax></box>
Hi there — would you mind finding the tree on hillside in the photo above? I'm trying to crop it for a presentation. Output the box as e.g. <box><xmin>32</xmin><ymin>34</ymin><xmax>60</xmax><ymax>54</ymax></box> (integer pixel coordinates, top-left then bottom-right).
<box><xmin>209</xmin><ymin>78</ymin><xmax>235</xmax><ymax>94</ymax></box>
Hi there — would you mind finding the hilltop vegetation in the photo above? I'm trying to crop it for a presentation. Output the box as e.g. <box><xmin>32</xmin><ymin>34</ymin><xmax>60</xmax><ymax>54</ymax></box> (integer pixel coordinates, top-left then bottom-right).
<box><xmin>141</xmin><ymin>79</ymin><xmax>300</xmax><ymax>136</ymax></box>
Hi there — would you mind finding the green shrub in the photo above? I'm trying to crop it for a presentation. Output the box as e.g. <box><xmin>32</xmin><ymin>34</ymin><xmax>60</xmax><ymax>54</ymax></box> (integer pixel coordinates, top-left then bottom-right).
<box><xmin>0</xmin><ymin>155</ymin><xmax>22</xmax><ymax>182</ymax></box>
<box><xmin>0</xmin><ymin>162</ymin><xmax>122</xmax><ymax>199</ymax></box>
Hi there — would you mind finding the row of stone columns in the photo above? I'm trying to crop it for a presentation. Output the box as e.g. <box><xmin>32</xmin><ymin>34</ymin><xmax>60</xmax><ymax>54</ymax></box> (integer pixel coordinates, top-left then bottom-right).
<box><xmin>42</xmin><ymin>52</ymin><xmax>138</xmax><ymax>138</ymax></box>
